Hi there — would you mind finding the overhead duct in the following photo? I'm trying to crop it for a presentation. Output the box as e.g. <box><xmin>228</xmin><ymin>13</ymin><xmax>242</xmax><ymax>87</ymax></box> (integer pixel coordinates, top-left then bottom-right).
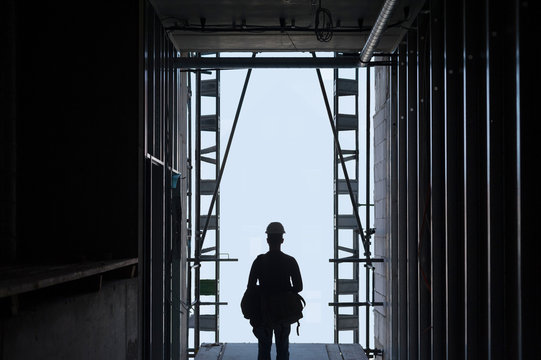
<box><xmin>360</xmin><ymin>0</ymin><xmax>398</xmax><ymax>66</ymax></box>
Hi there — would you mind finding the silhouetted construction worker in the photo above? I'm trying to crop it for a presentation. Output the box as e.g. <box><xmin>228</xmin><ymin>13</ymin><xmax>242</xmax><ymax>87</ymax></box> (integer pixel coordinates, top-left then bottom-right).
<box><xmin>247</xmin><ymin>222</ymin><xmax>303</xmax><ymax>360</ymax></box>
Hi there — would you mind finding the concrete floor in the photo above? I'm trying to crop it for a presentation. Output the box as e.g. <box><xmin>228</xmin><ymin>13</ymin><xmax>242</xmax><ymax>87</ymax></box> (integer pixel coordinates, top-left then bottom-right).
<box><xmin>195</xmin><ymin>343</ymin><xmax>368</xmax><ymax>360</ymax></box>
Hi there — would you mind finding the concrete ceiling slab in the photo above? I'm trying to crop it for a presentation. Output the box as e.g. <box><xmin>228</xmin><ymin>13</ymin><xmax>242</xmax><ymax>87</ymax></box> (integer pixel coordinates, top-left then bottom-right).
<box><xmin>150</xmin><ymin>0</ymin><xmax>424</xmax><ymax>53</ymax></box>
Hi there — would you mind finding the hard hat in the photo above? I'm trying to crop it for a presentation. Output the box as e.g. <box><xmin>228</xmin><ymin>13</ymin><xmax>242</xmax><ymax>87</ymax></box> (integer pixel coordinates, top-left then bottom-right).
<box><xmin>265</xmin><ymin>222</ymin><xmax>285</xmax><ymax>234</ymax></box>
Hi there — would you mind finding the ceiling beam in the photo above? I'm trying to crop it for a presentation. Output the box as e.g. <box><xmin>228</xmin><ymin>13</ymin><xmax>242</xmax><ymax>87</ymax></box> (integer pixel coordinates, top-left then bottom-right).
<box><xmin>173</xmin><ymin>56</ymin><xmax>393</xmax><ymax>70</ymax></box>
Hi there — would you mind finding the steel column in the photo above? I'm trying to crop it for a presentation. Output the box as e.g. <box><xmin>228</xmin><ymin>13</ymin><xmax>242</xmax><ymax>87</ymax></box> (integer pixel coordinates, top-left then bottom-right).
<box><xmin>518</xmin><ymin>0</ymin><xmax>536</xmax><ymax>357</ymax></box>
<box><xmin>428</xmin><ymin>1</ymin><xmax>446</xmax><ymax>358</ymax></box>
<box><xmin>397</xmin><ymin>43</ymin><xmax>408</xmax><ymax>360</ymax></box>
<box><xmin>151</xmin><ymin>161</ymin><xmax>165</xmax><ymax>360</ymax></box>
<box><xmin>515</xmin><ymin>0</ymin><xmax>522</xmax><ymax>354</ymax></box>
<box><xmin>143</xmin><ymin>159</ymin><xmax>151</xmax><ymax>360</ymax></box>
<box><xmin>443</xmin><ymin>0</ymin><xmax>465</xmax><ymax>357</ymax></box>
<box><xmin>171</xmin><ymin>57</ymin><xmax>183</xmax><ymax>360</ymax></box>
<box><xmin>389</xmin><ymin>53</ymin><xmax>399</xmax><ymax>359</ymax></box>
<box><xmin>463</xmin><ymin>0</ymin><xmax>488</xmax><ymax>356</ymax></box>
<box><xmin>416</xmin><ymin>12</ymin><xmax>431</xmax><ymax>360</ymax></box>
<box><xmin>485</xmin><ymin>0</ymin><xmax>514</xmax><ymax>357</ymax></box>
<box><xmin>142</xmin><ymin>6</ymin><xmax>154</xmax><ymax>359</ymax></box>
<box><xmin>406</xmin><ymin>27</ymin><xmax>419</xmax><ymax>360</ymax></box>
<box><xmin>164</xmin><ymin>43</ymin><xmax>172</xmax><ymax>360</ymax></box>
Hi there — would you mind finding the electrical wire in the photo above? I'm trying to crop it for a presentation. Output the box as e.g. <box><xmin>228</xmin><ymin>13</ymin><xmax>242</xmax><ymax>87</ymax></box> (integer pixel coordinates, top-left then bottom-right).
<box><xmin>163</xmin><ymin>20</ymin><xmax>410</xmax><ymax>35</ymax></box>
<box><xmin>164</xmin><ymin>24</ymin><xmax>367</xmax><ymax>33</ymax></box>
<box><xmin>314</xmin><ymin>0</ymin><xmax>333</xmax><ymax>42</ymax></box>
<box><xmin>162</xmin><ymin>5</ymin><xmax>413</xmax><ymax>44</ymax></box>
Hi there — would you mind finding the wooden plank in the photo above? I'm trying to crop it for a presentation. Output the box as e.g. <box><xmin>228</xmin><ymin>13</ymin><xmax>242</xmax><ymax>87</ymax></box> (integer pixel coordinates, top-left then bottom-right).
<box><xmin>220</xmin><ymin>343</ymin><xmax>257</xmax><ymax>360</ymax></box>
<box><xmin>326</xmin><ymin>344</ymin><xmax>344</xmax><ymax>360</ymax></box>
<box><xmin>195</xmin><ymin>343</ymin><xmax>224</xmax><ymax>360</ymax></box>
<box><xmin>217</xmin><ymin>343</ymin><xmax>340</xmax><ymax>360</ymax></box>
<box><xmin>338</xmin><ymin>344</ymin><xmax>368</xmax><ymax>360</ymax></box>
<box><xmin>0</xmin><ymin>258</ymin><xmax>138</xmax><ymax>298</ymax></box>
<box><xmin>289</xmin><ymin>344</ymin><xmax>328</xmax><ymax>360</ymax></box>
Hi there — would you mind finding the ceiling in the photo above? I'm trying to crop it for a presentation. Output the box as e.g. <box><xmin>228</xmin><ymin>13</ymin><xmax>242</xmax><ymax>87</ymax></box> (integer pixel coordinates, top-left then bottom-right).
<box><xmin>150</xmin><ymin>0</ymin><xmax>425</xmax><ymax>53</ymax></box>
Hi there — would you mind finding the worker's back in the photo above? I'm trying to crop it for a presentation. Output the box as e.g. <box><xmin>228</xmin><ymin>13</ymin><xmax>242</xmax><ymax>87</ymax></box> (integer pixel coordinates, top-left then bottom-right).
<box><xmin>250</xmin><ymin>250</ymin><xmax>303</xmax><ymax>295</ymax></box>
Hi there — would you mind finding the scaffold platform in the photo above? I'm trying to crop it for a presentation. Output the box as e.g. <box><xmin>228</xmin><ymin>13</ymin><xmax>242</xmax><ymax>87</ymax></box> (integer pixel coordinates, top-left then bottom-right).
<box><xmin>195</xmin><ymin>343</ymin><xmax>368</xmax><ymax>360</ymax></box>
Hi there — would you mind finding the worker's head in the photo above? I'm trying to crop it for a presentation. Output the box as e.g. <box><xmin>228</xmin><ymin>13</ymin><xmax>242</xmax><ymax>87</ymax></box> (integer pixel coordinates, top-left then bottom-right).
<box><xmin>265</xmin><ymin>221</ymin><xmax>285</xmax><ymax>245</ymax></box>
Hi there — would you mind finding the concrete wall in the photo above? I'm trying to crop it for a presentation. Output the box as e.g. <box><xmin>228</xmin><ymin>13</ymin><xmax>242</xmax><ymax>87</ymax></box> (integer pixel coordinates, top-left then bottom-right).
<box><xmin>373</xmin><ymin>64</ymin><xmax>393</xmax><ymax>359</ymax></box>
<box><xmin>0</xmin><ymin>278</ymin><xmax>138</xmax><ymax>360</ymax></box>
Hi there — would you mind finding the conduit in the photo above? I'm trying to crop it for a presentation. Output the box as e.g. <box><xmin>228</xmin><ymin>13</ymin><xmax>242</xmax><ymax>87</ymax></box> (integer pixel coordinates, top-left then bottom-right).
<box><xmin>360</xmin><ymin>0</ymin><xmax>398</xmax><ymax>66</ymax></box>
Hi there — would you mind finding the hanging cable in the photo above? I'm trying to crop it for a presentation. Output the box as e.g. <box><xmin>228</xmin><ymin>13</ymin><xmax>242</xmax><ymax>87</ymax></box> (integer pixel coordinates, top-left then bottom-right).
<box><xmin>314</xmin><ymin>0</ymin><xmax>333</xmax><ymax>42</ymax></box>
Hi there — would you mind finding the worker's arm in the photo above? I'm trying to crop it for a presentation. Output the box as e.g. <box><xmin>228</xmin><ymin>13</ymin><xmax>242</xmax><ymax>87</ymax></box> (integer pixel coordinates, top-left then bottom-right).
<box><xmin>247</xmin><ymin>256</ymin><xmax>260</xmax><ymax>289</ymax></box>
<box><xmin>290</xmin><ymin>258</ymin><xmax>303</xmax><ymax>293</ymax></box>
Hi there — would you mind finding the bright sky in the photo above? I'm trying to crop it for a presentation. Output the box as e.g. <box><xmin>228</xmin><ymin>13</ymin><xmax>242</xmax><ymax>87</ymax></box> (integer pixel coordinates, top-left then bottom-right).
<box><xmin>191</xmin><ymin>52</ymin><xmax>375</xmax><ymax>346</ymax></box>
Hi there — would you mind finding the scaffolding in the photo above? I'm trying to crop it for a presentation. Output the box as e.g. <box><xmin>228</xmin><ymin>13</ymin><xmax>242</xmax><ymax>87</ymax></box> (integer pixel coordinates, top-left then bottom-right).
<box><xmin>324</xmin><ymin>53</ymin><xmax>383</xmax><ymax>357</ymax></box>
<box><xmin>188</xmin><ymin>53</ymin><xmax>249</xmax><ymax>356</ymax></box>
<box><xmin>188</xmin><ymin>53</ymin><xmax>226</xmax><ymax>355</ymax></box>
<box><xmin>185</xmin><ymin>52</ymin><xmax>384</xmax><ymax>357</ymax></box>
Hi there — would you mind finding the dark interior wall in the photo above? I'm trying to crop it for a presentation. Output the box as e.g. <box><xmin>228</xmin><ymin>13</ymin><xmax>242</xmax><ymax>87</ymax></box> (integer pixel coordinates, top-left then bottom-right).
<box><xmin>2</xmin><ymin>1</ymin><xmax>140</xmax><ymax>264</ymax></box>
<box><xmin>384</xmin><ymin>0</ymin><xmax>539</xmax><ymax>358</ymax></box>
<box><xmin>0</xmin><ymin>3</ymin><xmax>143</xmax><ymax>358</ymax></box>
<box><xmin>0</xmin><ymin>0</ymin><xmax>17</xmax><ymax>263</ymax></box>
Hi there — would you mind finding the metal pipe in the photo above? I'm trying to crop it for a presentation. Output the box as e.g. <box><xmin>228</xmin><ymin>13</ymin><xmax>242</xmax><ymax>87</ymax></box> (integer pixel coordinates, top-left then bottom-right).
<box><xmin>365</xmin><ymin>67</ymin><xmax>371</xmax><ymax>350</ymax></box>
<box><xmin>187</xmin><ymin>258</ymin><xmax>238</xmax><ymax>262</ymax></box>
<box><xmin>360</xmin><ymin>0</ymin><xmax>399</xmax><ymax>65</ymax></box>
<box><xmin>214</xmin><ymin>56</ymin><xmax>221</xmax><ymax>344</ymax></box>
<box><xmin>332</xmin><ymin>62</ymin><xmax>339</xmax><ymax>344</ymax></box>
<box><xmin>174</xmin><ymin>56</ymin><xmax>394</xmax><ymax>70</ymax></box>
<box><xmin>186</xmin><ymin>61</ymin><xmax>193</xmax><ymax>354</ymax></box>
<box><xmin>353</xmin><ymin>66</ymin><xmax>360</xmax><ymax>345</ymax></box>
<box><xmin>328</xmin><ymin>302</ymin><xmax>378</xmax><ymax>307</ymax></box>
<box><xmin>329</xmin><ymin>258</ymin><xmax>384</xmax><ymax>263</ymax></box>
<box><xmin>194</xmin><ymin>66</ymin><xmax>201</xmax><ymax>350</ymax></box>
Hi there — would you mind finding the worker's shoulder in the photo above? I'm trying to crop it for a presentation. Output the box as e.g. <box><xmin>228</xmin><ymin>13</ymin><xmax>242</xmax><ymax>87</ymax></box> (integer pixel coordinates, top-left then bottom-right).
<box><xmin>279</xmin><ymin>251</ymin><xmax>298</xmax><ymax>263</ymax></box>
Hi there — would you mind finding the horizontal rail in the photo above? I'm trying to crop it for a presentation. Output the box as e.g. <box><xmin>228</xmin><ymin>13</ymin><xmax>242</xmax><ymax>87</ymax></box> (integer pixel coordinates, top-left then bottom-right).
<box><xmin>329</xmin><ymin>258</ymin><xmax>385</xmax><ymax>263</ymax></box>
<box><xmin>329</xmin><ymin>301</ymin><xmax>384</xmax><ymax>307</ymax></box>
<box><xmin>199</xmin><ymin>302</ymin><xmax>228</xmax><ymax>306</ymax></box>
<box><xmin>174</xmin><ymin>57</ymin><xmax>394</xmax><ymax>70</ymax></box>
<box><xmin>187</xmin><ymin>258</ymin><xmax>238</xmax><ymax>262</ymax></box>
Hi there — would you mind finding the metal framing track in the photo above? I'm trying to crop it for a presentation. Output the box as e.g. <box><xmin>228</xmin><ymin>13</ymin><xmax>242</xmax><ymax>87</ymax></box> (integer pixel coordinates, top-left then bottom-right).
<box><xmin>385</xmin><ymin>0</ymin><xmax>532</xmax><ymax>357</ymax></box>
